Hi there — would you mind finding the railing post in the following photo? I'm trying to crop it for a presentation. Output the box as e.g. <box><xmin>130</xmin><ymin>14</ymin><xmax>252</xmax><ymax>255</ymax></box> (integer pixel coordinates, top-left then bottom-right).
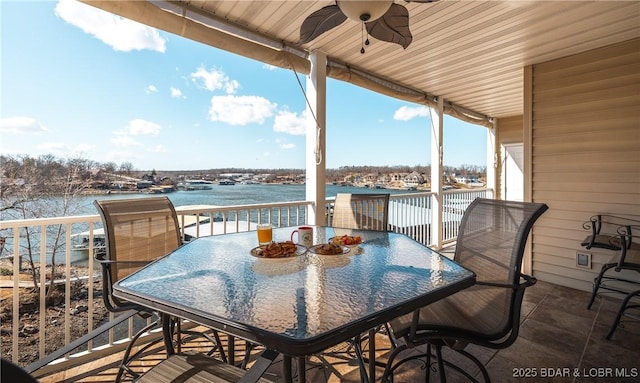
<box><xmin>430</xmin><ymin>97</ymin><xmax>444</xmax><ymax>249</ymax></box>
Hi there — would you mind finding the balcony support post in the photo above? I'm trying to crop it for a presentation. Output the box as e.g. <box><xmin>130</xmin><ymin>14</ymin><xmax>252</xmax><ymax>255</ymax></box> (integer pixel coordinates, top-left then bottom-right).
<box><xmin>305</xmin><ymin>51</ymin><xmax>327</xmax><ymax>225</ymax></box>
<box><xmin>430</xmin><ymin>97</ymin><xmax>444</xmax><ymax>249</ymax></box>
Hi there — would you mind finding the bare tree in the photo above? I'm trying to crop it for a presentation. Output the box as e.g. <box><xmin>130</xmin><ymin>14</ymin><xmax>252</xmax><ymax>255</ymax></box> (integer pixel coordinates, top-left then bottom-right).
<box><xmin>119</xmin><ymin>161</ymin><xmax>134</xmax><ymax>176</ymax></box>
<box><xmin>0</xmin><ymin>155</ymin><xmax>95</xmax><ymax>301</ymax></box>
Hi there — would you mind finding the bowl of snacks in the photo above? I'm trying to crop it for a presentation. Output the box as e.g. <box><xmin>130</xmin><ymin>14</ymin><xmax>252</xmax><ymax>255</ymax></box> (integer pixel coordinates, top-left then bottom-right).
<box><xmin>309</xmin><ymin>243</ymin><xmax>350</xmax><ymax>255</ymax></box>
<box><xmin>328</xmin><ymin>234</ymin><xmax>363</xmax><ymax>248</ymax></box>
<box><xmin>250</xmin><ymin>241</ymin><xmax>307</xmax><ymax>258</ymax></box>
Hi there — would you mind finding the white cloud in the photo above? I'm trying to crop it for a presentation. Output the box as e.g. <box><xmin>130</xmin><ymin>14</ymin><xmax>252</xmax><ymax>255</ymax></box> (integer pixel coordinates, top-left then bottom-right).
<box><xmin>75</xmin><ymin>143</ymin><xmax>96</xmax><ymax>153</ymax></box>
<box><xmin>170</xmin><ymin>87</ymin><xmax>185</xmax><ymax>98</ymax></box>
<box><xmin>279</xmin><ymin>143</ymin><xmax>295</xmax><ymax>149</ymax></box>
<box><xmin>111</xmin><ymin>136</ymin><xmax>142</xmax><ymax>147</ymax></box>
<box><xmin>0</xmin><ymin>116</ymin><xmax>47</xmax><ymax>134</ymax></box>
<box><xmin>273</xmin><ymin>110</ymin><xmax>306</xmax><ymax>135</ymax></box>
<box><xmin>393</xmin><ymin>105</ymin><xmax>431</xmax><ymax>121</ymax></box>
<box><xmin>146</xmin><ymin>85</ymin><xmax>158</xmax><ymax>94</ymax></box>
<box><xmin>120</xmin><ymin>119</ymin><xmax>161</xmax><ymax>136</ymax></box>
<box><xmin>107</xmin><ymin>150</ymin><xmax>143</xmax><ymax>163</ymax></box>
<box><xmin>35</xmin><ymin>142</ymin><xmax>95</xmax><ymax>156</ymax></box>
<box><xmin>55</xmin><ymin>0</ymin><xmax>166</xmax><ymax>52</ymax></box>
<box><xmin>152</xmin><ymin>144</ymin><xmax>168</xmax><ymax>153</ymax></box>
<box><xmin>190</xmin><ymin>66</ymin><xmax>239</xmax><ymax>94</ymax></box>
<box><xmin>208</xmin><ymin>95</ymin><xmax>276</xmax><ymax>125</ymax></box>
<box><xmin>263</xmin><ymin>152</ymin><xmax>271</xmax><ymax>157</ymax></box>
<box><xmin>37</xmin><ymin>142</ymin><xmax>67</xmax><ymax>152</ymax></box>
<box><xmin>263</xmin><ymin>63</ymin><xmax>278</xmax><ymax>71</ymax></box>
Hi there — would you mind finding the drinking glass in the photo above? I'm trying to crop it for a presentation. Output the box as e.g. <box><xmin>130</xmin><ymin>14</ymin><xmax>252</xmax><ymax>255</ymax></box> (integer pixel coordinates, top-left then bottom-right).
<box><xmin>257</xmin><ymin>224</ymin><xmax>273</xmax><ymax>245</ymax></box>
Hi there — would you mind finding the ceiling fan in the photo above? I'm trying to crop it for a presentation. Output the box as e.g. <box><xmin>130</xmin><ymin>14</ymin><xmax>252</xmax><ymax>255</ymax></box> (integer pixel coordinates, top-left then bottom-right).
<box><xmin>299</xmin><ymin>0</ymin><xmax>439</xmax><ymax>53</ymax></box>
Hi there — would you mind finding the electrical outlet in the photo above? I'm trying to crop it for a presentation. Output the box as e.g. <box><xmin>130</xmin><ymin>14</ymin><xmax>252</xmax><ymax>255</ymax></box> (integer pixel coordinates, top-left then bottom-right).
<box><xmin>576</xmin><ymin>251</ymin><xmax>591</xmax><ymax>269</ymax></box>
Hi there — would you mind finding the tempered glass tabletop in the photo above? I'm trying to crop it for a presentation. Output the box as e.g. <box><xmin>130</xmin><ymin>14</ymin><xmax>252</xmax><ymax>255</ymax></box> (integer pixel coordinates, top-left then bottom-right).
<box><xmin>114</xmin><ymin>226</ymin><xmax>475</xmax><ymax>355</ymax></box>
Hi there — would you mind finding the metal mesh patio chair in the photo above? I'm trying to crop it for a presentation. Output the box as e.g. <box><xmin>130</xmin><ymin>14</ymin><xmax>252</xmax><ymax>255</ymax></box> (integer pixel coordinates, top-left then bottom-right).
<box><xmin>586</xmin><ymin>223</ymin><xmax>640</xmax><ymax>310</ymax></box>
<box><xmin>9</xmin><ymin>350</ymin><xmax>278</xmax><ymax>383</ymax></box>
<box><xmin>136</xmin><ymin>349</ymin><xmax>278</xmax><ymax>383</ymax></box>
<box><xmin>382</xmin><ymin>198</ymin><xmax>548</xmax><ymax>383</ymax></box>
<box><xmin>332</xmin><ymin>193</ymin><xmax>390</xmax><ymax>231</ymax></box>
<box><xmin>2</xmin><ymin>358</ymin><xmax>39</xmax><ymax>383</ymax></box>
<box><xmin>94</xmin><ymin>196</ymin><xmax>225</xmax><ymax>382</ymax></box>
<box><xmin>585</xmin><ymin>228</ymin><xmax>640</xmax><ymax>339</ymax></box>
<box><xmin>320</xmin><ymin>193</ymin><xmax>390</xmax><ymax>380</ymax></box>
<box><xmin>581</xmin><ymin>215</ymin><xmax>640</xmax><ymax>251</ymax></box>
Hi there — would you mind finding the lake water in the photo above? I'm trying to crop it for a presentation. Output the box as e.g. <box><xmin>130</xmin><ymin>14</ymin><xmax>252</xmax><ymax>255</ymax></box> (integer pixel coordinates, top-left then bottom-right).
<box><xmin>2</xmin><ymin>184</ymin><xmax>420</xmax><ymax>265</ymax></box>
<box><xmin>74</xmin><ymin>184</ymin><xmax>419</xmax><ymax>215</ymax></box>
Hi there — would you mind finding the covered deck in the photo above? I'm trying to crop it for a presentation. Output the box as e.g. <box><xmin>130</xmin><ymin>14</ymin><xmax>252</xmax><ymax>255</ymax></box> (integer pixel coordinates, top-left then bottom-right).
<box><xmin>37</xmin><ymin>281</ymin><xmax>640</xmax><ymax>382</ymax></box>
<box><xmin>1</xmin><ymin>0</ymin><xmax>638</xmax><ymax>381</ymax></box>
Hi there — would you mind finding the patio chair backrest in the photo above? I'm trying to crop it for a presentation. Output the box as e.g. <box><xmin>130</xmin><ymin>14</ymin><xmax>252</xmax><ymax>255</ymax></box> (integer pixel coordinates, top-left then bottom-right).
<box><xmin>332</xmin><ymin>193</ymin><xmax>390</xmax><ymax>231</ymax></box>
<box><xmin>392</xmin><ymin>198</ymin><xmax>548</xmax><ymax>345</ymax></box>
<box><xmin>385</xmin><ymin>198</ymin><xmax>549</xmax><ymax>382</ymax></box>
<box><xmin>94</xmin><ymin>196</ymin><xmax>182</xmax><ymax>312</ymax></box>
<box><xmin>449</xmin><ymin>198</ymin><xmax>548</xmax><ymax>339</ymax></box>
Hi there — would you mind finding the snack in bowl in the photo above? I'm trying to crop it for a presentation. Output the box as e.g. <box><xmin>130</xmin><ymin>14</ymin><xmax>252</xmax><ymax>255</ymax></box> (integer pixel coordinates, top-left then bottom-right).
<box><xmin>331</xmin><ymin>235</ymin><xmax>362</xmax><ymax>247</ymax></box>
<box><xmin>310</xmin><ymin>243</ymin><xmax>346</xmax><ymax>255</ymax></box>
<box><xmin>253</xmin><ymin>241</ymin><xmax>299</xmax><ymax>258</ymax></box>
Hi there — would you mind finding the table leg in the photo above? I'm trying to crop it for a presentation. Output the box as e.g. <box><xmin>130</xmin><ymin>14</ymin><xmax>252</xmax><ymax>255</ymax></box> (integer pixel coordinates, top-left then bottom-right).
<box><xmin>297</xmin><ymin>357</ymin><xmax>306</xmax><ymax>382</ymax></box>
<box><xmin>283</xmin><ymin>355</ymin><xmax>293</xmax><ymax>383</ymax></box>
<box><xmin>161</xmin><ymin>314</ymin><xmax>175</xmax><ymax>355</ymax></box>
<box><xmin>228</xmin><ymin>335</ymin><xmax>235</xmax><ymax>366</ymax></box>
<box><xmin>368</xmin><ymin>328</ymin><xmax>376</xmax><ymax>381</ymax></box>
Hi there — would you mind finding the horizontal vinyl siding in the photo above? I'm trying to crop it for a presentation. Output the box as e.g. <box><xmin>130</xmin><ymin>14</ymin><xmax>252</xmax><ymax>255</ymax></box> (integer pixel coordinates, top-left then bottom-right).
<box><xmin>531</xmin><ymin>38</ymin><xmax>640</xmax><ymax>291</ymax></box>
<box><xmin>497</xmin><ymin>115</ymin><xmax>523</xmax><ymax>144</ymax></box>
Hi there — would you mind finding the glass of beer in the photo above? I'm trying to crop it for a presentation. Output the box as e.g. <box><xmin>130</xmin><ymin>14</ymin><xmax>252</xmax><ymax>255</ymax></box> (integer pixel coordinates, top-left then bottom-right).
<box><xmin>257</xmin><ymin>224</ymin><xmax>273</xmax><ymax>245</ymax></box>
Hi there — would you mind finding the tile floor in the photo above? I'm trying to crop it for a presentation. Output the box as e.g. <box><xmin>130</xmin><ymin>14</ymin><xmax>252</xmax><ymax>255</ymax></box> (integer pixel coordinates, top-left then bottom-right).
<box><xmin>39</xmin><ymin>281</ymin><xmax>640</xmax><ymax>383</ymax></box>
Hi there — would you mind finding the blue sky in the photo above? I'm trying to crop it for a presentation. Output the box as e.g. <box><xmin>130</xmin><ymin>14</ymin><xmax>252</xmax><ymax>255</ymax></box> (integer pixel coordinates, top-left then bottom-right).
<box><xmin>1</xmin><ymin>0</ymin><xmax>487</xmax><ymax>171</ymax></box>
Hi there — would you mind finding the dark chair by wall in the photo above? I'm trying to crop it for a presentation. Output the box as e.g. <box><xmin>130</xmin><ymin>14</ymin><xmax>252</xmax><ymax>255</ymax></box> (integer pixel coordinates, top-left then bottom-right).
<box><xmin>382</xmin><ymin>198</ymin><xmax>548</xmax><ymax>383</ymax></box>
<box><xmin>581</xmin><ymin>214</ymin><xmax>640</xmax><ymax>251</ymax></box>
<box><xmin>332</xmin><ymin>193</ymin><xmax>390</xmax><ymax>231</ymax></box>
<box><xmin>94</xmin><ymin>196</ymin><xmax>225</xmax><ymax>382</ymax></box>
<box><xmin>585</xmin><ymin>222</ymin><xmax>640</xmax><ymax>307</ymax></box>
<box><xmin>586</xmin><ymin>228</ymin><xmax>640</xmax><ymax>339</ymax></box>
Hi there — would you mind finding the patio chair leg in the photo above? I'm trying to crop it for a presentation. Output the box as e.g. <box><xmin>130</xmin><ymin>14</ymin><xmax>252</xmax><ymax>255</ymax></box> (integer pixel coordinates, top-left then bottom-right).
<box><xmin>241</xmin><ymin>341</ymin><xmax>254</xmax><ymax>369</ymax></box>
<box><xmin>116</xmin><ymin>316</ymin><xmax>162</xmax><ymax>383</ymax></box>
<box><xmin>434</xmin><ymin>345</ymin><xmax>446</xmax><ymax>383</ymax></box>
<box><xmin>211</xmin><ymin>331</ymin><xmax>227</xmax><ymax>363</ymax></box>
<box><xmin>380</xmin><ymin>342</ymin><xmax>414</xmax><ymax>383</ymax></box>
<box><xmin>451</xmin><ymin>347</ymin><xmax>490</xmax><ymax>383</ymax></box>
<box><xmin>587</xmin><ymin>264</ymin><xmax>615</xmax><ymax>310</ymax></box>
<box><xmin>352</xmin><ymin>334</ymin><xmax>370</xmax><ymax>383</ymax></box>
<box><xmin>425</xmin><ymin>344</ymin><xmax>432</xmax><ymax>383</ymax></box>
<box><xmin>606</xmin><ymin>289</ymin><xmax>640</xmax><ymax>340</ymax></box>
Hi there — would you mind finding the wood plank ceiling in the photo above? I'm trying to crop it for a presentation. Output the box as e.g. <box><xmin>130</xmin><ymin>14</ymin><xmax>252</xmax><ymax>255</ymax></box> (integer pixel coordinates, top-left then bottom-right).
<box><xmin>85</xmin><ymin>1</ymin><xmax>640</xmax><ymax>120</ymax></box>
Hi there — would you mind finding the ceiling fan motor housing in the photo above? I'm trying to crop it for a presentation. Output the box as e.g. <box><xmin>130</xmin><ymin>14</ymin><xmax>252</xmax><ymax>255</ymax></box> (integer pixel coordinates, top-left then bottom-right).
<box><xmin>337</xmin><ymin>0</ymin><xmax>393</xmax><ymax>23</ymax></box>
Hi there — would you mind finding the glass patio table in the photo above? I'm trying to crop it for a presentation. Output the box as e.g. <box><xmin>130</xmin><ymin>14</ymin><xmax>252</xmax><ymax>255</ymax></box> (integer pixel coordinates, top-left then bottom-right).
<box><xmin>113</xmin><ymin>226</ymin><xmax>475</xmax><ymax>382</ymax></box>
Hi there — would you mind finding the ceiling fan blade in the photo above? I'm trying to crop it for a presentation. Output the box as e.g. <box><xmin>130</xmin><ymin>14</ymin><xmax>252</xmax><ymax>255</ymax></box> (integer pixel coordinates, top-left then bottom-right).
<box><xmin>299</xmin><ymin>5</ymin><xmax>348</xmax><ymax>44</ymax></box>
<box><xmin>404</xmin><ymin>0</ymin><xmax>440</xmax><ymax>3</ymax></box>
<box><xmin>366</xmin><ymin>3</ymin><xmax>412</xmax><ymax>49</ymax></box>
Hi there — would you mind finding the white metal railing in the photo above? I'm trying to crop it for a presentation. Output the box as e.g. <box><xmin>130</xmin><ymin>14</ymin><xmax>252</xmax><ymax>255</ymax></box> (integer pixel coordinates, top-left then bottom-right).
<box><xmin>0</xmin><ymin>200</ymin><xmax>311</xmax><ymax>374</ymax></box>
<box><xmin>0</xmin><ymin>190</ymin><xmax>490</xmax><ymax>374</ymax></box>
<box><xmin>327</xmin><ymin>188</ymin><xmax>493</xmax><ymax>246</ymax></box>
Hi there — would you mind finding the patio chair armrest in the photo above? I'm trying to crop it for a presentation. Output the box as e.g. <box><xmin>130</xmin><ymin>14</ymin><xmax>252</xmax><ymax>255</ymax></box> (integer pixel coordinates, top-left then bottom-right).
<box><xmin>95</xmin><ymin>258</ymin><xmax>151</xmax><ymax>266</ymax></box>
<box><xmin>476</xmin><ymin>274</ymin><xmax>537</xmax><ymax>290</ymax></box>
